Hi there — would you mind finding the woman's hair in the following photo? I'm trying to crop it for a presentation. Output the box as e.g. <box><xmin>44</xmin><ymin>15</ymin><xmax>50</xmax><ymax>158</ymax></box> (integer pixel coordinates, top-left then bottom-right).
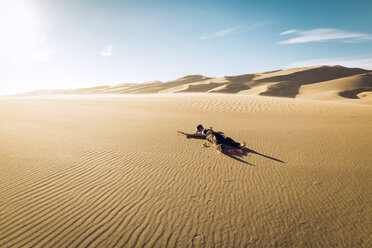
<box><xmin>196</xmin><ymin>124</ymin><xmax>204</xmax><ymax>131</ymax></box>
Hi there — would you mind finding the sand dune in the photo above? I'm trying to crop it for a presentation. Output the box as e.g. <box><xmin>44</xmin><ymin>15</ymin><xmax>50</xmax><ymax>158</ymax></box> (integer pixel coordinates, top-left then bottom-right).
<box><xmin>0</xmin><ymin>94</ymin><xmax>371</xmax><ymax>247</ymax></box>
<box><xmin>358</xmin><ymin>91</ymin><xmax>372</xmax><ymax>104</ymax></box>
<box><xmin>16</xmin><ymin>65</ymin><xmax>372</xmax><ymax>102</ymax></box>
<box><xmin>258</xmin><ymin>66</ymin><xmax>369</xmax><ymax>98</ymax></box>
<box><xmin>298</xmin><ymin>72</ymin><xmax>372</xmax><ymax>100</ymax></box>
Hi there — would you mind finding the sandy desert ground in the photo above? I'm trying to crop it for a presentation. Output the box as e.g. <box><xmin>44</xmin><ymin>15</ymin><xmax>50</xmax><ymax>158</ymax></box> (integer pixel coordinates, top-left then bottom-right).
<box><xmin>0</xmin><ymin>93</ymin><xmax>371</xmax><ymax>247</ymax></box>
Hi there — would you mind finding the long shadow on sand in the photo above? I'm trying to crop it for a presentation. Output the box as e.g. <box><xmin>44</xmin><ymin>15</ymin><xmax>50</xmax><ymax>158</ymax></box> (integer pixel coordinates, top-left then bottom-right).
<box><xmin>183</xmin><ymin>135</ymin><xmax>285</xmax><ymax>165</ymax></box>
<box><xmin>222</xmin><ymin>152</ymin><xmax>255</xmax><ymax>166</ymax></box>
<box><xmin>221</xmin><ymin>146</ymin><xmax>285</xmax><ymax>166</ymax></box>
<box><xmin>244</xmin><ymin>147</ymin><xmax>285</xmax><ymax>164</ymax></box>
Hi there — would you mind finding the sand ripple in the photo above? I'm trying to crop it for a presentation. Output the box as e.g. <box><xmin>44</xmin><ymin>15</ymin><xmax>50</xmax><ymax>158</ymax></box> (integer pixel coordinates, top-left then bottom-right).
<box><xmin>0</xmin><ymin>95</ymin><xmax>371</xmax><ymax>247</ymax></box>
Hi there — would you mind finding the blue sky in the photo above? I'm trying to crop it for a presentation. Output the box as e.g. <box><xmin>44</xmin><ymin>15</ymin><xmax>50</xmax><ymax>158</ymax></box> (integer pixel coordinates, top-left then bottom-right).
<box><xmin>1</xmin><ymin>0</ymin><xmax>372</xmax><ymax>94</ymax></box>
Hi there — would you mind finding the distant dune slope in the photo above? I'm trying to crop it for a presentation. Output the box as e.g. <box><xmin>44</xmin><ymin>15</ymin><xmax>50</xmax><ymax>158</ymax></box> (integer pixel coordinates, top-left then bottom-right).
<box><xmin>16</xmin><ymin>65</ymin><xmax>372</xmax><ymax>101</ymax></box>
<box><xmin>209</xmin><ymin>74</ymin><xmax>254</xmax><ymax>93</ymax></box>
<box><xmin>338</xmin><ymin>73</ymin><xmax>372</xmax><ymax>98</ymax></box>
<box><xmin>257</xmin><ymin>66</ymin><xmax>369</xmax><ymax>98</ymax></box>
<box><xmin>298</xmin><ymin>72</ymin><xmax>372</xmax><ymax>100</ymax></box>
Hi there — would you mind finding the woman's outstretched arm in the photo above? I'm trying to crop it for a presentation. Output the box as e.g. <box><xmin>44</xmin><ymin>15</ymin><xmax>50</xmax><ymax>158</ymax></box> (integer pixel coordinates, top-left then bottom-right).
<box><xmin>177</xmin><ymin>131</ymin><xmax>203</xmax><ymax>138</ymax></box>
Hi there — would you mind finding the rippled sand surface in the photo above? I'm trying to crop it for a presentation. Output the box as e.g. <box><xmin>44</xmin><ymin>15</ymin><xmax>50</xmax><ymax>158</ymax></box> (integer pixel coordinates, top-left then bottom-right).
<box><xmin>1</xmin><ymin>94</ymin><xmax>371</xmax><ymax>247</ymax></box>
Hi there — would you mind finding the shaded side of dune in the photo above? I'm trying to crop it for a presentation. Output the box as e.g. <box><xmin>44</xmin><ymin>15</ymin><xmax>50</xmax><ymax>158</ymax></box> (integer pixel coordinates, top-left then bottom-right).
<box><xmin>337</xmin><ymin>73</ymin><xmax>372</xmax><ymax>99</ymax></box>
<box><xmin>210</xmin><ymin>83</ymin><xmax>251</xmax><ymax>93</ymax></box>
<box><xmin>177</xmin><ymin>82</ymin><xmax>226</xmax><ymax>93</ymax></box>
<box><xmin>258</xmin><ymin>66</ymin><xmax>369</xmax><ymax>98</ymax></box>
<box><xmin>122</xmin><ymin>75</ymin><xmax>213</xmax><ymax>94</ymax></box>
<box><xmin>210</xmin><ymin>74</ymin><xmax>254</xmax><ymax>93</ymax></box>
<box><xmin>339</xmin><ymin>88</ymin><xmax>372</xmax><ymax>99</ymax></box>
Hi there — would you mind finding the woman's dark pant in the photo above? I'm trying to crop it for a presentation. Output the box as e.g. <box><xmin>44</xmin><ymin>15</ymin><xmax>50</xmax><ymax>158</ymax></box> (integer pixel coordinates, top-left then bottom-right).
<box><xmin>213</xmin><ymin>133</ymin><xmax>241</xmax><ymax>148</ymax></box>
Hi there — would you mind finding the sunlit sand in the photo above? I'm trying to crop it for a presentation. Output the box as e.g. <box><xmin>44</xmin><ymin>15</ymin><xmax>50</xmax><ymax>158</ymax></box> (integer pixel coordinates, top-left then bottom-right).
<box><xmin>1</xmin><ymin>91</ymin><xmax>371</xmax><ymax>247</ymax></box>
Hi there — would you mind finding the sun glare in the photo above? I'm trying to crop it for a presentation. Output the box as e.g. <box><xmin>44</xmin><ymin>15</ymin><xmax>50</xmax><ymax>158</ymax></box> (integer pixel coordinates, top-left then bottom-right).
<box><xmin>0</xmin><ymin>0</ymin><xmax>46</xmax><ymax>62</ymax></box>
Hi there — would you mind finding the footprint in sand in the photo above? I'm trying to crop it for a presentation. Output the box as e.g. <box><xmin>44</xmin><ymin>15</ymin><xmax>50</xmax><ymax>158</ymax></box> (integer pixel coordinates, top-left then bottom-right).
<box><xmin>191</xmin><ymin>233</ymin><xmax>205</xmax><ymax>248</ymax></box>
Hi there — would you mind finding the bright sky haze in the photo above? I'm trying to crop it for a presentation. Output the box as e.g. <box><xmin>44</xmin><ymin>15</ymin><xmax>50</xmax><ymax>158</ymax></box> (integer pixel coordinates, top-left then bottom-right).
<box><xmin>1</xmin><ymin>0</ymin><xmax>372</xmax><ymax>95</ymax></box>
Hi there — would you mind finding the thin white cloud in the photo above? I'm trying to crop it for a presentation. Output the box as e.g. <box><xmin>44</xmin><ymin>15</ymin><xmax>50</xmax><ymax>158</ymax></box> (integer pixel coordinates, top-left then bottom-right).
<box><xmin>280</xmin><ymin>29</ymin><xmax>299</xmax><ymax>35</ymax></box>
<box><xmin>200</xmin><ymin>21</ymin><xmax>272</xmax><ymax>40</ymax></box>
<box><xmin>285</xmin><ymin>57</ymin><xmax>372</xmax><ymax>70</ymax></box>
<box><xmin>280</xmin><ymin>28</ymin><xmax>372</xmax><ymax>44</ymax></box>
<box><xmin>100</xmin><ymin>44</ymin><xmax>113</xmax><ymax>57</ymax></box>
<box><xmin>246</xmin><ymin>20</ymin><xmax>273</xmax><ymax>31</ymax></box>
<box><xmin>200</xmin><ymin>26</ymin><xmax>242</xmax><ymax>40</ymax></box>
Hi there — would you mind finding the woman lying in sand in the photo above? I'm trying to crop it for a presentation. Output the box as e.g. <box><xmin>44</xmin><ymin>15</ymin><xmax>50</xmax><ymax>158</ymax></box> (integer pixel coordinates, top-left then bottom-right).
<box><xmin>178</xmin><ymin>124</ymin><xmax>246</xmax><ymax>152</ymax></box>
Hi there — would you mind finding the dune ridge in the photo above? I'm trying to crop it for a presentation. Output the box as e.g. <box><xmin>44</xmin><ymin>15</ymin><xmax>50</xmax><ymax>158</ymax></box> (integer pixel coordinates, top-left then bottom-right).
<box><xmin>16</xmin><ymin>65</ymin><xmax>372</xmax><ymax>101</ymax></box>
